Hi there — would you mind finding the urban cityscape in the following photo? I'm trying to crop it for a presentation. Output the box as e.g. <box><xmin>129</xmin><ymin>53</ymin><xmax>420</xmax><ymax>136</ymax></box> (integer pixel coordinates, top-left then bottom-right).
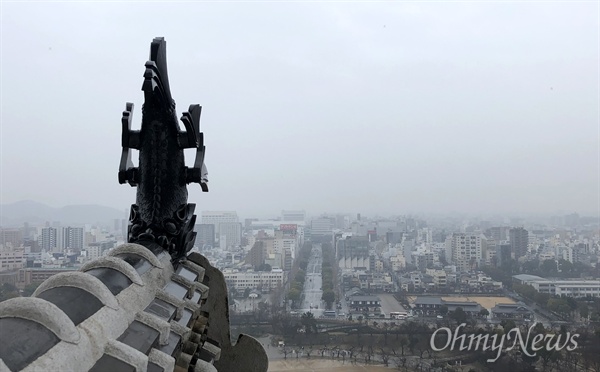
<box><xmin>1</xmin><ymin>207</ymin><xmax>599</xmax><ymax>371</ymax></box>
<box><xmin>1</xmin><ymin>1</ymin><xmax>597</xmax><ymax>371</ymax></box>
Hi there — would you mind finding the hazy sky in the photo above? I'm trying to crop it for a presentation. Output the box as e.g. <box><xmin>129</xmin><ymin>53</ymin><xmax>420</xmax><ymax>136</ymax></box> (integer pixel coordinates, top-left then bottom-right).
<box><xmin>1</xmin><ymin>1</ymin><xmax>598</xmax><ymax>218</ymax></box>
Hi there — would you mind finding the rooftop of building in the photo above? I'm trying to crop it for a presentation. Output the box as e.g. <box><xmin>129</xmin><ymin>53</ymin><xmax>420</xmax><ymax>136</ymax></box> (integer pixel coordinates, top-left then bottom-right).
<box><xmin>513</xmin><ymin>274</ymin><xmax>547</xmax><ymax>282</ymax></box>
<box><xmin>349</xmin><ymin>295</ymin><xmax>381</xmax><ymax>302</ymax></box>
<box><xmin>0</xmin><ymin>243</ymin><xmax>268</xmax><ymax>371</ymax></box>
<box><xmin>491</xmin><ymin>302</ymin><xmax>531</xmax><ymax>313</ymax></box>
<box><xmin>413</xmin><ymin>296</ymin><xmax>444</xmax><ymax>305</ymax></box>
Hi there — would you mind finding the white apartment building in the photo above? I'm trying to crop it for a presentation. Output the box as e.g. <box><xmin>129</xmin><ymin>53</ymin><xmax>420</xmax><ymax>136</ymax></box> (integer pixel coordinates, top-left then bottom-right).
<box><xmin>562</xmin><ymin>247</ymin><xmax>574</xmax><ymax>263</ymax></box>
<box><xmin>62</xmin><ymin>227</ymin><xmax>84</xmax><ymax>251</ymax></box>
<box><xmin>446</xmin><ymin>233</ymin><xmax>483</xmax><ymax>272</ymax></box>
<box><xmin>40</xmin><ymin>227</ymin><xmax>58</xmax><ymax>251</ymax></box>
<box><xmin>426</xmin><ymin>268</ymin><xmax>447</xmax><ymax>287</ymax></box>
<box><xmin>223</xmin><ymin>268</ymin><xmax>284</xmax><ymax>291</ymax></box>
<box><xmin>219</xmin><ymin>222</ymin><xmax>242</xmax><ymax>249</ymax></box>
<box><xmin>0</xmin><ymin>249</ymin><xmax>26</xmax><ymax>271</ymax></box>
<box><xmin>390</xmin><ymin>254</ymin><xmax>406</xmax><ymax>271</ymax></box>
<box><xmin>483</xmin><ymin>238</ymin><xmax>496</xmax><ymax>266</ymax></box>
<box><xmin>273</xmin><ymin>238</ymin><xmax>297</xmax><ymax>260</ymax></box>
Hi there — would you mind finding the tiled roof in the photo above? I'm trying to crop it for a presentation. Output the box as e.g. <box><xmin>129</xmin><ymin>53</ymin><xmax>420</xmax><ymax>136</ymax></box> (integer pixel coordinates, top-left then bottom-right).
<box><xmin>491</xmin><ymin>302</ymin><xmax>532</xmax><ymax>314</ymax></box>
<box><xmin>0</xmin><ymin>243</ymin><xmax>267</xmax><ymax>371</ymax></box>
<box><xmin>349</xmin><ymin>295</ymin><xmax>381</xmax><ymax>302</ymax></box>
<box><xmin>413</xmin><ymin>296</ymin><xmax>443</xmax><ymax>305</ymax></box>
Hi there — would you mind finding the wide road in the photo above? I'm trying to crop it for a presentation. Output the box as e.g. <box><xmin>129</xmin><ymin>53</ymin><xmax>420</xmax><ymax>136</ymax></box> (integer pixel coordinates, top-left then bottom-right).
<box><xmin>378</xmin><ymin>293</ymin><xmax>407</xmax><ymax>316</ymax></box>
<box><xmin>300</xmin><ymin>243</ymin><xmax>324</xmax><ymax>317</ymax></box>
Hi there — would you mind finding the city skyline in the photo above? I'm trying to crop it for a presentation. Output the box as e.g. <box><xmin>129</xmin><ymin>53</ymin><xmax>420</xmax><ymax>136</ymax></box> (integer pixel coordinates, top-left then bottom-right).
<box><xmin>1</xmin><ymin>2</ymin><xmax>598</xmax><ymax>218</ymax></box>
<box><xmin>0</xmin><ymin>199</ymin><xmax>597</xmax><ymax>229</ymax></box>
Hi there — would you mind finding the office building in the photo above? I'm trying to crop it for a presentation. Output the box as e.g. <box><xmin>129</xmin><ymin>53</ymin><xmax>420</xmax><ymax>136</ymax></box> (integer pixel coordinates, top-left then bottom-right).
<box><xmin>219</xmin><ymin>222</ymin><xmax>242</xmax><ymax>249</ymax></box>
<box><xmin>195</xmin><ymin>224</ymin><xmax>215</xmax><ymax>248</ymax></box>
<box><xmin>282</xmin><ymin>210</ymin><xmax>305</xmax><ymax>222</ymax></box>
<box><xmin>509</xmin><ymin>227</ymin><xmax>529</xmax><ymax>259</ymax></box>
<box><xmin>201</xmin><ymin>211</ymin><xmax>238</xmax><ymax>235</ymax></box>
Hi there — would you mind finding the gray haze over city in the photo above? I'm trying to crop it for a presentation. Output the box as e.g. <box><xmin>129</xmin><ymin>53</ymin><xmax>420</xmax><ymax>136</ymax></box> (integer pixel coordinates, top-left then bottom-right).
<box><xmin>1</xmin><ymin>2</ymin><xmax>598</xmax><ymax>218</ymax></box>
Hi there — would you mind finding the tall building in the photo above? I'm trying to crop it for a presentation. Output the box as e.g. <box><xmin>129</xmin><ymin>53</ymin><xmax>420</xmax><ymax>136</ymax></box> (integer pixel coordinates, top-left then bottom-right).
<box><xmin>446</xmin><ymin>233</ymin><xmax>483</xmax><ymax>272</ymax></box>
<box><xmin>195</xmin><ymin>224</ymin><xmax>215</xmax><ymax>248</ymax></box>
<box><xmin>40</xmin><ymin>227</ymin><xmax>58</xmax><ymax>251</ymax></box>
<box><xmin>509</xmin><ymin>227</ymin><xmax>529</xmax><ymax>259</ymax></box>
<box><xmin>62</xmin><ymin>227</ymin><xmax>84</xmax><ymax>251</ymax></box>
<box><xmin>274</xmin><ymin>238</ymin><xmax>297</xmax><ymax>270</ymax></box>
<box><xmin>486</xmin><ymin>226</ymin><xmax>509</xmax><ymax>242</ymax></box>
<box><xmin>245</xmin><ymin>241</ymin><xmax>266</xmax><ymax>268</ymax></box>
<box><xmin>497</xmin><ymin>243</ymin><xmax>512</xmax><ymax>267</ymax></box>
<box><xmin>311</xmin><ymin>218</ymin><xmax>332</xmax><ymax>237</ymax></box>
<box><xmin>201</xmin><ymin>211</ymin><xmax>238</xmax><ymax>235</ymax></box>
<box><xmin>282</xmin><ymin>210</ymin><xmax>305</xmax><ymax>222</ymax></box>
<box><xmin>0</xmin><ymin>228</ymin><xmax>23</xmax><ymax>249</ymax></box>
<box><xmin>219</xmin><ymin>222</ymin><xmax>242</xmax><ymax>249</ymax></box>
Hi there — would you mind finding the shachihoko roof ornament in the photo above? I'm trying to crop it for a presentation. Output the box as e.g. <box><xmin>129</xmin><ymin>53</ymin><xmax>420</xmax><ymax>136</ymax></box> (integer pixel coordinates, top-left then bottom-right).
<box><xmin>0</xmin><ymin>37</ymin><xmax>268</xmax><ymax>372</ymax></box>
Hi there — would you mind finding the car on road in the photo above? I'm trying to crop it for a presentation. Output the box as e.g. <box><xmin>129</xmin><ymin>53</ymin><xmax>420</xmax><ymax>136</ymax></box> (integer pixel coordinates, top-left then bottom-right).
<box><xmin>437</xmin><ymin>315</ymin><xmax>443</xmax><ymax>319</ymax></box>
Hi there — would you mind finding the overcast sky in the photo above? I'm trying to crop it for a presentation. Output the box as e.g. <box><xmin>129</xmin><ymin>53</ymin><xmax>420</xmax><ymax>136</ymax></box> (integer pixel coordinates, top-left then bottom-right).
<box><xmin>1</xmin><ymin>1</ymin><xmax>598</xmax><ymax>219</ymax></box>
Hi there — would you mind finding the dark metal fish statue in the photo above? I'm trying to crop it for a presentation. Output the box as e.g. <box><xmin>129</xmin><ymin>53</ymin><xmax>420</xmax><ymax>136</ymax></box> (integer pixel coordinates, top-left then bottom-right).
<box><xmin>118</xmin><ymin>37</ymin><xmax>208</xmax><ymax>262</ymax></box>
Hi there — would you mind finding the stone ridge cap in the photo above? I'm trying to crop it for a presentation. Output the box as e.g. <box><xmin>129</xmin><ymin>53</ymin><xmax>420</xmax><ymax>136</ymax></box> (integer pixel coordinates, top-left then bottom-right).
<box><xmin>80</xmin><ymin>256</ymin><xmax>145</xmax><ymax>286</ymax></box>
<box><xmin>180</xmin><ymin>259</ymin><xmax>206</xmax><ymax>281</ymax></box>
<box><xmin>0</xmin><ymin>246</ymin><xmax>243</xmax><ymax>372</ymax></box>
<box><xmin>32</xmin><ymin>271</ymin><xmax>119</xmax><ymax>310</ymax></box>
<box><xmin>109</xmin><ymin>243</ymin><xmax>164</xmax><ymax>269</ymax></box>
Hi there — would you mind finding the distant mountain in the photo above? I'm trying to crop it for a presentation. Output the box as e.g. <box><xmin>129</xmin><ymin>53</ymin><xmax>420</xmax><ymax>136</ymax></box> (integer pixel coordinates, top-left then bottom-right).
<box><xmin>0</xmin><ymin>200</ymin><xmax>127</xmax><ymax>227</ymax></box>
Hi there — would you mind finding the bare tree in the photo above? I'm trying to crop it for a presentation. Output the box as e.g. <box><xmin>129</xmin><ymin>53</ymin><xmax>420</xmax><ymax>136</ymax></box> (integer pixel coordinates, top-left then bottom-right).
<box><xmin>395</xmin><ymin>356</ymin><xmax>408</xmax><ymax>371</ymax></box>
<box><xmin>279</xmin><ymin>346</ymin><xmax>290</xmax><ymax>359</ymax></box>
<box><xmin>347</xmin><ymin>346</ymin><xmax>355</xmax><ymax>360</ymax></box>
<box><xmin>399</xmin><ymin>335</ymin><xmax>408</xmax><ymax>356</ymax></box>
<box><xmin>379</xmin><ymin>348</ymin><xmax>390</xmax><ymax>367</ymax></box>
<box><xmin>305</xmin><ymin>345</ymin><xmax>313</xmax><ymax>359</ymax></box>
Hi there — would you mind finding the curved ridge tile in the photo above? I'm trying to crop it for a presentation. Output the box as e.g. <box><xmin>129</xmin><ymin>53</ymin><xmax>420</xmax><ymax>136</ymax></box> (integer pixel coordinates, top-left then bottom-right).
<box><xmin>104</xmin><ymin>339</ymin><xmax>149</xmax><ymax>372</ymax></box>
<box><xmin>81</xmin><ymin>256</ymin><xmax>144</xmax><ymax>286</ymax></box>
<box><xmin>33</xmin><ymin>271</ymin><xmax>119</xmax><ymax>310</ymax></box>
<box><xmin>135</xmin><ymin>311</ymin><xmax>171</xmax><ymax>346</ymax></box>
<box><xmin>148</xmin><ymin>349</ymin><xmax>175</xmax><ymax>372</ymax></box>
<box><xmin>109</xmin><ymin>243</ymin><xmax>164</xmax><ymax>269</ymax></box>
<box><xmin>0</xmin><ymin>297</ymin><xmax>80</xmax><ymax>344</ymax></box>
<box><xmin>180</xmin><ymin>259</ymin><xmax>205</xmax><ymax>281</ymax></box>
